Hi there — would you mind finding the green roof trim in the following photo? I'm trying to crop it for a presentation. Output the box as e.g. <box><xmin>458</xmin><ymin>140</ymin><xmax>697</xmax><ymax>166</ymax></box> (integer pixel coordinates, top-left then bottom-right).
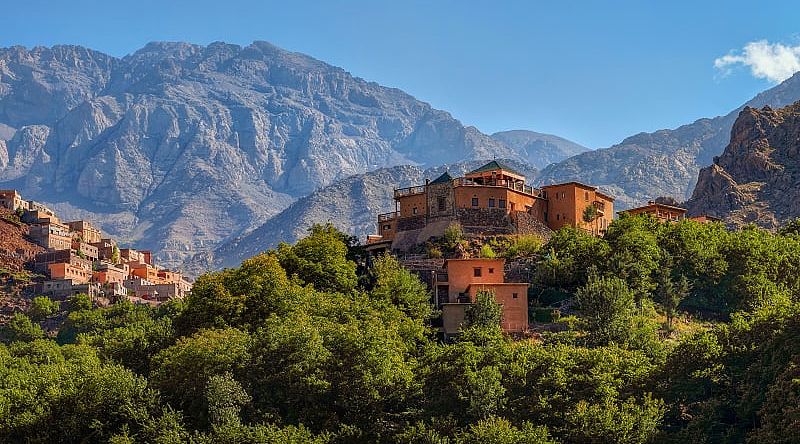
<box><xmin>430</xmin><ymin>171</ymin><xmax>454</xmax><ymax>184</ymax></box>
<box><xmin>468</xmin><ymin>160</ymin><xmax>524</xmax><ymax>177</ymax></box>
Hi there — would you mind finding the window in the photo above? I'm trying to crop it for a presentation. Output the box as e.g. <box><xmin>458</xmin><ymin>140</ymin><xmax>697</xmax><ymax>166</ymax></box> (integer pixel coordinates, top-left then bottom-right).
<box><xmin>499</xmin><ymin>199</ymin><xmax>506</xmax><ymax>209</ymax></box>
<box><xmin>544</xmin><ymin>211</ymin><xmax>548</xmax><ymax>221</ymax></box>
<box><xmin>473</xmin><ymin>267</ymin><xmax>482</xmax><ymax>277</ymax></box>
<box><xmin>488</xmin><ymin>198</ymin><xmax>495</xmax><ymax>208</ymax></box>
<box><xmin>382</xmin><ymin>224</ymin><xmax>391</xmax><ymax>230</ymax></box>
<box><xmin>556</xmin><ymin>214</ymin><xmax>560</xmax><ymax>220</ymax></box>
<box><xmin>412</xmin><ymin>207</ymin><xmax>418</xmax><ymax>215</ymax></box>
<box><xmin>438</xmin><ymin>197</ymin><xmax>446</xmax><ymax>212</ymax></box>
<box><xmin>585</xmin><ymin>191</ymin><xmax>589</xmax><ymax>201</ymax></box>
<box><xmin>512</xmin><ymin>293</ymin><xmax>518</xmax><ymax>299</ymax></box>
<box><xmin>488</xmin><ymin>268</ymin><xmax>494</xmax><ymax>274</ymax></box>
<box><xmin>471</xmin><ymin>197</ymin><xmax>479</xmax><ymax>207</ymax></box>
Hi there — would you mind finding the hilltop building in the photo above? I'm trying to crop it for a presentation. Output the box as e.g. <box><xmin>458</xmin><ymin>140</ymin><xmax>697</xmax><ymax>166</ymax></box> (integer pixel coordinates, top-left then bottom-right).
<box><xmin>619</xmin><ymin>201</ymin><xmax>688</xmax><ymax>222</ymax></box>
<box><xmin>368</xmin><ymin>161</ymin><xmax>614</xmax><ymax>251</ymax></box>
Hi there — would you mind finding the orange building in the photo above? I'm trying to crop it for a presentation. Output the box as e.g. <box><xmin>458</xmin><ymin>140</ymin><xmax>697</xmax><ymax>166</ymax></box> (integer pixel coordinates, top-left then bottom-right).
<box><xmin>129</xmin><ymin>262</ymin><xmax>160</xmax><ymax>282</ymax></box>
<box><xmin>619</xmin><ymin>201</ymin><xmax>687</xmax><ymax>223</ymax></box>
<box><xmin>67</xmin><ymin>220</ymin><xmax>103</xmax><ymax>244</ymax></box>
<box><xmin>370</xmin><ymin>161</ymin><xmax>614</xmax><ymax>248</ymax></box>
<box><xmin>689</xmin><ymin>215</ymin><xmax>722</xmax><ymax>224</ymax></box>
<box><xmin>48</xmin><ymin>262</ymin><xmax>92</xmax><ymax>284</ymax></box>
<box><xmin>540</xmin><ymin>182</ymin><xmax>614</xmax><ymax>235</ymax></box>
<box><xmin>0</xmin><ymin>190</ymin><xmax>26</xmax><ymax>211</ymax></box>
<box><xmin>93</xmin><ymin>263</ymin><xmax>128</xmax><ymax>286</ymax></box>
<box><xmin>29</xmin><ymin>222</ymin><xmax>73</xmax><ymax>250</ymax></box>
<box><xmin>437</xmin><ymin>258</ymin><xmax>528</xmax><ymax>335</ymax></box>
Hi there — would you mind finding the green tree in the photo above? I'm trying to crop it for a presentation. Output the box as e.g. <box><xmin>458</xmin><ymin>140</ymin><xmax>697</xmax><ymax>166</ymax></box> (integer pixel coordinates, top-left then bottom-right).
<box><xmin>655</xmin><ymin>265</ymin><xmax>690</xmax><ymax>331</ymax></box>
<box><xmin>369</xmin><ymin>254</ymin><xmax>432</xmax><ymax>321</ymax></box>
<box><xmin>27</xmin><ymin>296</ymin><xmax>58</xmax><ymax>321</ymax></box>
<box><xmin>444</xmin><ymin>223</ymin><xmax>465</xmax><ymax>249</ymax></box>
<box><xmin>206</xmin><ymin>372</ymin><xmax>251</xmax><ymax>427</ymax></box>
<box><xmin>1</xmin><ymin>313</ymin><xmax>45</xmax><ymax>343</ymax></box>
<box><xmin>465</xmin><ymin>290</ymin><xmax>503</xmax><ymax>329</ymax></box>
<box><xmin>277</xmin><ymin>223</ymin><xmax>358</xmax><ymax>293</ymax></box>
<box><xmin>576</xmin><ymin>273</ymin><xmax>635</xmax><ymax>345</ymax></box>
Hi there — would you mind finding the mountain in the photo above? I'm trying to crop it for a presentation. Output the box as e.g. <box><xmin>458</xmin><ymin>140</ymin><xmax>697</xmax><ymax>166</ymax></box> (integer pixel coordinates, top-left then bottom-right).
<box><xmin>537</xmin><ymin>72</ymin><xmax>800</xmax><ymax>210</ymax></box>
<box><xmin>490</xmin><ymin>130</ymin><xmax>589</xmax><ymax>169</ymax></box>
<box><xmin>192</xmin><ymin>159</ymin><xmax>537</xmax><ymax>272</ymax></box>
<box><xmin>687</xmin><ymin>102</ymin><xmax>800</xmax><ymax>228</ymax></box>
<box><xmin>0</xmin><ymin>41</ymin><xmax>525</xmax><ymax>271</ymax></box>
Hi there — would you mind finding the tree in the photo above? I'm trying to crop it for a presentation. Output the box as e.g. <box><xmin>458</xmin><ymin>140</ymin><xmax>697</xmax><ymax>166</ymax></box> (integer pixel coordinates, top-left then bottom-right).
<box><xmin>1</xmin><ymin>313</ymin><xmax>45</xmax><ymax>343</ymax></box>
<box><xmin>444</xmin><ymin>223</ymin><xmax>465</xmax><ymax>249</ymax></box>
<box><xmin>27</xmin><ymin>296</ymin><xmax>58</xmax><ymax>321</ymax></box>
<box><xmin>66</xmin><ymin>293</ymin><xmax>92</xmax><ymax>312</ymax></box>
<box><xmin>206</xmin><ymin>372</ymin><xmax>251</xmax><ymax>427</ymax></box>
<box><xmin>277</xmin><ymin>223</ymin><xmax>358</xmax><ymax>293</ymax></box>
<box><xmin>655</xmin><ymin>265</ymin><xmax>690</xmax><ymax>331</ymax></box>
<box><xmin>576</xmin><ymin>273</ymin><xmax>635</xmax><ymax>345</ymax></box>
<box><xmin>465</xmin><ymin>290</ymin><xmax>503</xmax><ymax>329</ymax></box>
<box><xmin>369</xmin><ymin>254</ymin><xmax>432</xmax><ymax>321</ymax></box>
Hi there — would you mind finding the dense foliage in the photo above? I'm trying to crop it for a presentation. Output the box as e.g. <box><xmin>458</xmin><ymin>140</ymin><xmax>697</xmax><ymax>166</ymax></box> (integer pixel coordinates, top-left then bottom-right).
<box><xmin>1</xmin><ymin>219</ymin><xmax>800</xmax><ymax>443</ymax></box>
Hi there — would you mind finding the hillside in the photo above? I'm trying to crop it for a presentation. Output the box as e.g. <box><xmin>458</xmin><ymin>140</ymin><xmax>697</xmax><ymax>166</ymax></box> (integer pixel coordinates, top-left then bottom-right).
<box><xmin>687</xmin><ymin>102</ymin><xmax>800</xmax><ymax>228</ymax></box>
<box><xmin>0</xmin><ymin>208</ymin><xmax>44</xmax><ymax>317</ymax></box>
<box><xmin>192</xmin><ymin>159</ymin><xmax>538</xmax><ymax>273</ymax></box>
<box><xmin>0</xmin><ymin>42</ymin><xmax>528</xmax><ymax>271</ymax></box>
<box><xmin>538</xmin><ymin>72</ymin><xmax>800</xmax><ymax>209</ymax></box>
<box><xmin>491</xmin><ymin>130</ymin><xmax>589</xmax><ymax>169</ymax></box>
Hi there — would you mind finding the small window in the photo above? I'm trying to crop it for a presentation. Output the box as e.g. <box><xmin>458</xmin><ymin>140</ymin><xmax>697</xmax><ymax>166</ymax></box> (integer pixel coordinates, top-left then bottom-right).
<box><xmin>488</xmin><ymin>198</ymin><xmax>495</xmax><ymax>208</ymax></box>
<box><xmin>412</xmin><ymin>207</ymin><xmax>418</xmax><ymax>215</ymax></box>
<box><xmin>585</xmin><ymin>191</ymin><xmax>589</xmax><ymax>201</ymax></box>
<box><xmin>499</xmin><ymin>199</ymin><xmax>506</xmax><ymax>209</ymax></box>
<box><xmin>512</xmin><ymin>293</ymin><xmax>518</xmax><ymax>299</ymax></box>
<box><xmin>473</xmin><ymin>268</ymin><xmax>482</xmax><ymax>277</ymax></box>
<box><xmin>556</xmin><ymin>214</ymin><xmax>560</xmax><ymax>220</ymax></box>
<box><xmin>438</xmin><ymin>197</ymin><xmax>446</xmax><ymax>212</ymax></box>
<box><xmin>382</xmin><ymin>224</ymin><xmax>391</xmax><ymax>230</ymax></box>
<box><xmin>544</xmin><ymin>211</ymin><xmax>548</xmax><ymax>221</ymax></box>
<box><xmin>471</xmin><ymin>197</ymin><xmax>479</xmax><ymax>207</ymax></box>
<box><xmin>489</xmin><ymin>268</ymin><xmax>494</xmax><ymax>274</ymax></box>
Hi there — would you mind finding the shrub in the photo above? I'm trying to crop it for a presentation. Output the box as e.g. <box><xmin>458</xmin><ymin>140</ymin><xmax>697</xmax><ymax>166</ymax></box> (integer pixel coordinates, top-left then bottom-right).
<box><xmin>505</xmin><ymin>234</ymin><xmax>543</xmax><ymax>258</ymax></box>
<box><xmin>27</xmin><ymin>296</ymin><xmax>59</xmax><ymax>321</ymax></box>
<box><xmin>444</xmin><ymin>223</ymin><xmax>464</xmax><ymax>248</ymax></box>
<box><xmin>480</xmin><ymin>244</ymin><xmax>497</xmax><ymax>258</ymax></box>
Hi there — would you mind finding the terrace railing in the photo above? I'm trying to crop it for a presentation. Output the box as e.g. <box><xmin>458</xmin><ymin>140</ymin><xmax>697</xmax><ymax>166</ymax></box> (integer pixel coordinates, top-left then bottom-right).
<box><xmin>394</xmin><ymin>185</ymin><xmax>426</xmax><ymax>199</ymax></box>
<box><xmin>378</xmin><ymin>212</ymin><xmax>398</xmax><ymax>222</ymax></box>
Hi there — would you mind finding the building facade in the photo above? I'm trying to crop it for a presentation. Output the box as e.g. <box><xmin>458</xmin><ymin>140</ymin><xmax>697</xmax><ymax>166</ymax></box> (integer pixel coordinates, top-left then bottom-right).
<box><xmin>619</xmin><ymin>201</ymin><xmax>688</xmax><ymax>223</ymax></box>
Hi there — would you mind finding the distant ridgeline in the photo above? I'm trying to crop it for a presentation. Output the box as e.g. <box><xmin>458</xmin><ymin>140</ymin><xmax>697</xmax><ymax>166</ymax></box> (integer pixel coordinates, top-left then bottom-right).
<box><xmin>0</xmin><ymin>189</ymin><xmax>191</xmax><ymax>305</ymax></box>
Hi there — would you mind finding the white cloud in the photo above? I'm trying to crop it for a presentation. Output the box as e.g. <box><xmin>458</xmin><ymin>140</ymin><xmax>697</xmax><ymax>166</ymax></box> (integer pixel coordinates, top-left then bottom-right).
<box><xmin>714</xmin><ymin>40</ymin><xmax>800</xmax><ymax>83</ymax></box>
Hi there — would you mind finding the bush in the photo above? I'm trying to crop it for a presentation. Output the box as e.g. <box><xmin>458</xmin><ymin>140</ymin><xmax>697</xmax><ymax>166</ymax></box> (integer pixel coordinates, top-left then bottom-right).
<box><xmin>27</xmin><ymin>296</ymin><xmax>59</xmax><ymax>321</ymax></box>
<box><xmin>444</xmin><ymin>223</ymin><xmax>464</xmax><ymax>248</ymax></box>
<box><xmin>505</xmin><ymin>234</ymin><xmax>543</xmax><ymax>258</ymax></box>
<box><xmin>480</xmin><ymin>244</ymin><xmax>497</xmax><ymax>258</ymax></box>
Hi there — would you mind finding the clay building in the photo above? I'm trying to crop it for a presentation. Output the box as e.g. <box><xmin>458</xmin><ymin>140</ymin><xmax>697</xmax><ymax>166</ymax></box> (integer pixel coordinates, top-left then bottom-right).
<box><xmin>67</xmin><ymin>220</ymin><xmax>103</xmax><ymax>244</ymax></box>
<box><xmin>436</xmin><ymin>258</ymin><xmax>529</xmax><ymax>335</ymax></box>
<box><xmin>0</xmin><ymin>190</ymin><xmax>26</xmax><ymax>211</ymax></box>
<box><xmin>369</xmin><ymin>161</ymin><xmax>614</xmax><ymax>250</ymax></box>
<box><xmin>29</xmin><ymin>221</ymin><xmax>73</xmax><ymax>250</ymax></box>
<box><xmin>619</xmin><ymin>201</ymin><xmax>687</xmax><ymax>223</ymax></box>
<box><xmin>32</xmin><ymin>250</ymin><xmax>92</xmax><ymax>274</ymax></box>
<box><xmin>540</xmin><ymin>182</ymin><xmax>615</xmax><ymax>235</ymax></box>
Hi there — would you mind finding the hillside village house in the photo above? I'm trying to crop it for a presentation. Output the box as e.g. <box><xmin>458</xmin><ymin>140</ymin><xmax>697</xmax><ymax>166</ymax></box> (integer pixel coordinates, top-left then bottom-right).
<box><xmin>619</xmin><ymin>201</ymin><xmax>688</xmax><ymax>223</ymax></box>
<box><xmin>436</xmin><ymin>258</ymin><xmax>529</xmax><ymax>335</ymax></box>
<box><xmin>2</xmin><ymin>189</ymin><xmax>192</xmax><ymax>304</ymax></box>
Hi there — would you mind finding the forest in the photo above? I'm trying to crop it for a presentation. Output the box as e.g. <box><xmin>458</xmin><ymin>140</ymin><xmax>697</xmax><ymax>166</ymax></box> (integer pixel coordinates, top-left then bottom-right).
<box><xmin>2</xmin><ymin>217</ymin><xmax>800</xmax><ymax>443</ymax></box>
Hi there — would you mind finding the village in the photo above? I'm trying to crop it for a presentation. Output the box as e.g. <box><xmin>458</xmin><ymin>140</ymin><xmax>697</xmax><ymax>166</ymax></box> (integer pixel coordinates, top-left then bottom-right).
<box><xmin>365</xmin><ymin>161</ymin><xmax>718</xmax><ymax>337</ymax></box>
<box><xmin>0</xmin><ymin>190</ymin><xmax>192</xmax><ymax>306</ymax></box>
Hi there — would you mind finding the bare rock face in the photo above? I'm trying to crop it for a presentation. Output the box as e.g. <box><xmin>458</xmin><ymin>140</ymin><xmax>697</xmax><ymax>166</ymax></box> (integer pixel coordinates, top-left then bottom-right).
<box><xmin>538</xmin><ymin>73</ymin><xmax>800</xmax><ymax>210</ymax></box>
<box><xmin>0</xmin><ymin>41</ymin><xmax>524</xmax><ymax>270</ymax></box>
<box><xmin>687</xmin><ymin>103</ymin><xmax>800</xmax><ymax>229</ymax></box>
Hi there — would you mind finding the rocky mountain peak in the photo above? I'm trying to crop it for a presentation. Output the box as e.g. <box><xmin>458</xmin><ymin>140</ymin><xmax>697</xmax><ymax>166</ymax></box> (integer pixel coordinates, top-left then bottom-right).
<box><xmin>687</xmin><ymin>101</ymin><xmax>800</xmax><ymax>228</ymax></box>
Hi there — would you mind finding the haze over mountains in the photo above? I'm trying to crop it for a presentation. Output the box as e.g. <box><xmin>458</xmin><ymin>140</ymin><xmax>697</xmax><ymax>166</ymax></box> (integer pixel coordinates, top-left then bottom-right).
<box><xmin>3</xmin><ymin>40</ymin><xmax>800</xmax><ymax>276</ymax></box>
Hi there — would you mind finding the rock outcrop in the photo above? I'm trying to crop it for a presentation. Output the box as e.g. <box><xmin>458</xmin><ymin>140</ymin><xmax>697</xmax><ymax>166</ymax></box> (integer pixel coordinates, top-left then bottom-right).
<box><xmin>0</xmin><ymin>42</ymin><xmax>528</xmax><ymax>270</ymax></box>
<box><xmin>538</xmin><ymin>73</ymin><xmax>800</xmax><ymax>210</ymax></box>
<box><xmin>687</xmin><ymin>102</ymin><xmax>800</xmax><ymax>228</ymax></box>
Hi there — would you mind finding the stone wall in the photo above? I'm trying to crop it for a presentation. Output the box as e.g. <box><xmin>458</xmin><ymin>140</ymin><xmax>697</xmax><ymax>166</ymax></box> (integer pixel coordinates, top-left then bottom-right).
<box><xmin>397</xmin><ymin>215</ymin><xmax>426</xmax><ymax>231</ymax></box>
<box><xmin>511</xmin><ymin>211</ymin><xmax>553</xmax><ymax>240</ymax></box>
<box><xmin>426</xmin><ymin>182</ymin><xmax>455</xmax><ymax>219</ymax></box>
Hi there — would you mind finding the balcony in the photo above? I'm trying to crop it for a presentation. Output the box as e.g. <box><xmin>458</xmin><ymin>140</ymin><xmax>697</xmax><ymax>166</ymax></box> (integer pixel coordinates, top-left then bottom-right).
<box><xmin>453</xmin><ymin>178</ymin><xmax>535</xmax><ymax>196</ymax></box>
<box><xmin>394</xmin><ymin>185</ymin><xmax>426</xmax><ymax>199</ymax></box>
<box><xmin>378</xmin><ymin>212</ymin><xmax>398</xmax><ymax>222</ymax></box>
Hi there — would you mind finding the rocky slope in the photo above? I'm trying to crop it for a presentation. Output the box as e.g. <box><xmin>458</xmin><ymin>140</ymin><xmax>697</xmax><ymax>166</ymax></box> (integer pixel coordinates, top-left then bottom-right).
<box><xmin>192</xmin><ymin>159</ymin><xmax>537</xmax><ymax>272</ymax></box>
<box><xmin>686</xmin><ymin>102</ymin><xmax>800</xmax><ymax>228</ymax></box>
<box><xmin>491</xmin><ymin>130</ymin><xmax>589</xmax><ymax>169</ymax></box>
<box><xmin>538</xmin><ymin>72</ymin><xmax>800</xmax><ymax>210</ymax></box>
<box><xmin>0</xmin><ymin>42</ymin><xmax>530</xmax><ymax>270</ymax></box>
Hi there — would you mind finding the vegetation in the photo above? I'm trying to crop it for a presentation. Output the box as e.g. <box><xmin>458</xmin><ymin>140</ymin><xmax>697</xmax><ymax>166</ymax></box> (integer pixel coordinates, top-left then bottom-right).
<box><xmin>1</xmin><ymin>218</ymin><xmax>800</xmax><ymax>442</ymax></box>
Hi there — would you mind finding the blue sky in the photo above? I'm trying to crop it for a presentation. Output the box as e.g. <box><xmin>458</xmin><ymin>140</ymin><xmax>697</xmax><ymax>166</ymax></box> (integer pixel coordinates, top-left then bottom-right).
<box><xmin>1</xmin><ymin>0</ymin><xmax>799</xmax><ymax>148</ymax></box>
